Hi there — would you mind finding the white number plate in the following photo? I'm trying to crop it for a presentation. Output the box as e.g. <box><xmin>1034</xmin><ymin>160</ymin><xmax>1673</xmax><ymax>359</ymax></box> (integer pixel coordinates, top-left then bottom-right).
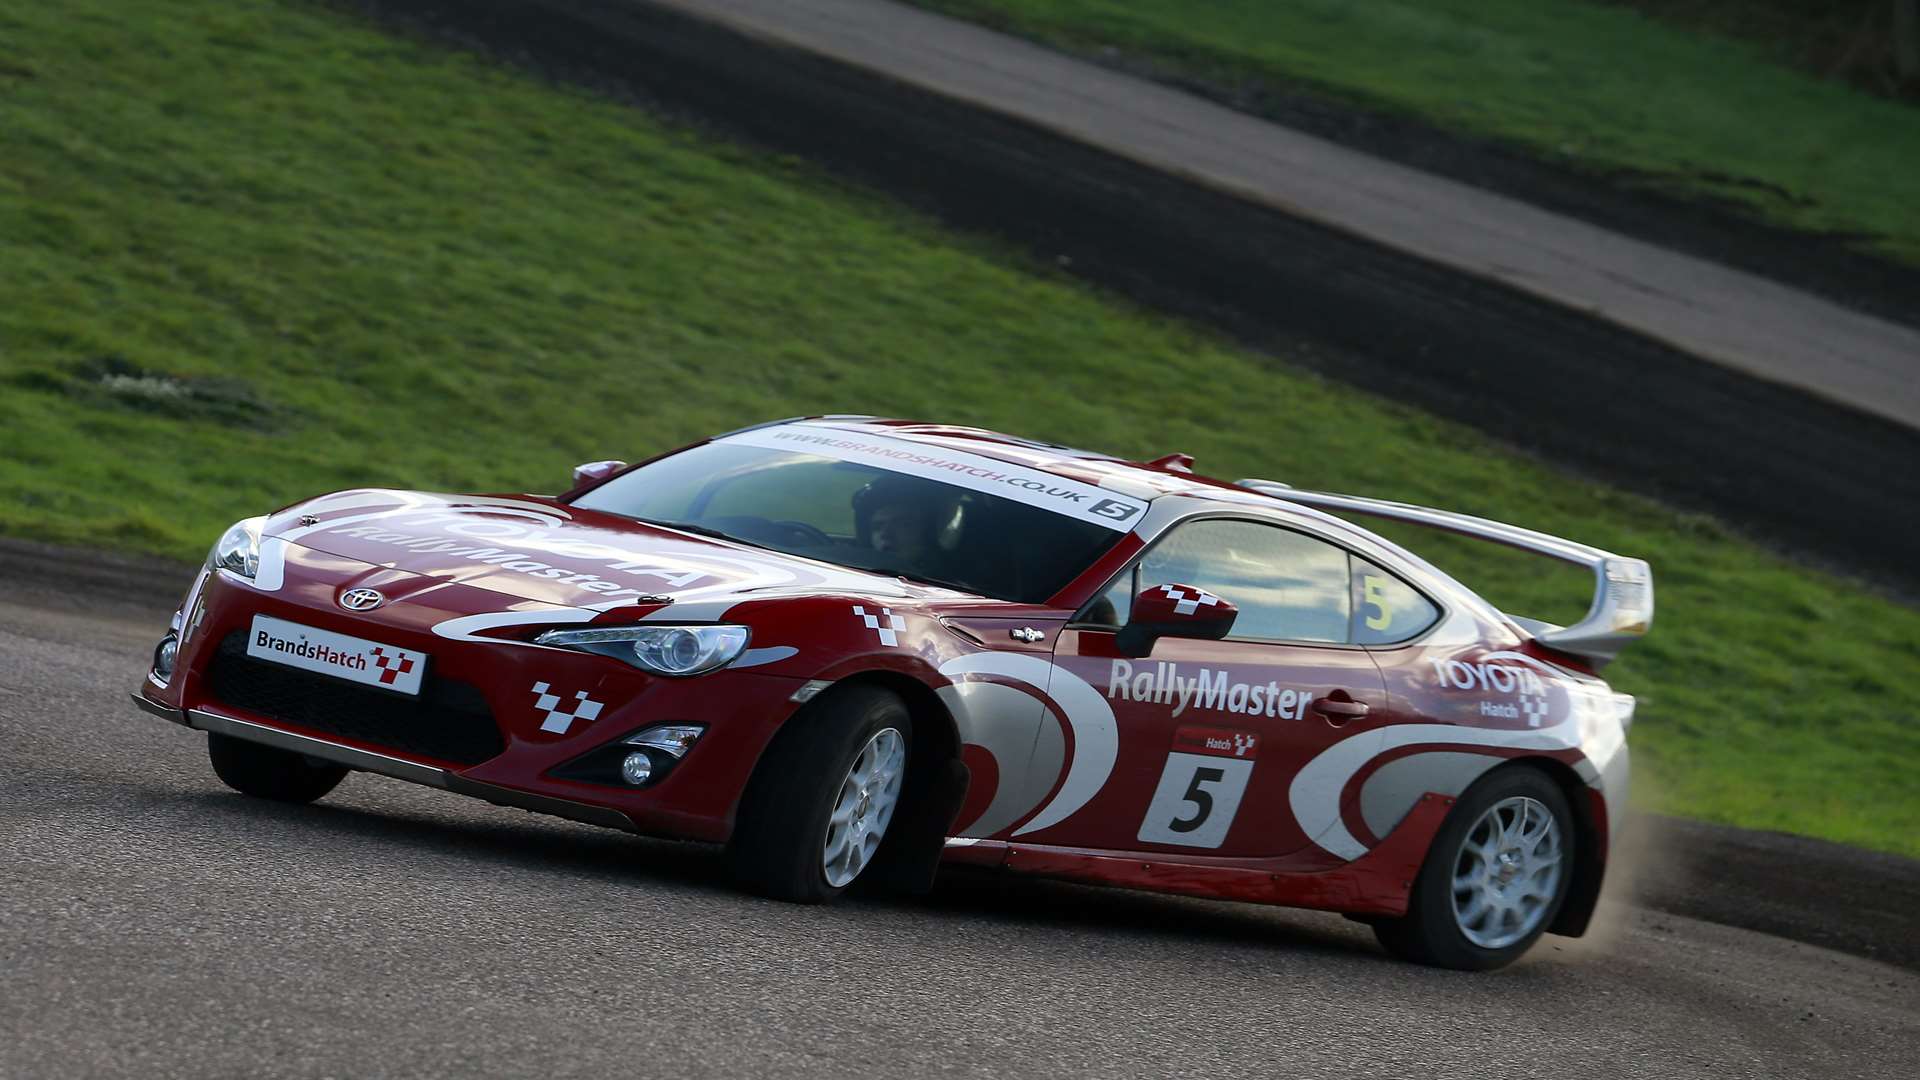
<box><xmin>1136</xmin><ymin>725</ymin><xmax>1261</xmax><ymax>849</ymax></box>
<box><xmin>245</xmin><ymin>614</ymin><xmax>427</xmax><ymax>696</ymax></box>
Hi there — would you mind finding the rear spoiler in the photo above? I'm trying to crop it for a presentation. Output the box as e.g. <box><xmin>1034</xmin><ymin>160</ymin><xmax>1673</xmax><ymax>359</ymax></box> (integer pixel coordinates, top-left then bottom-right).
<box><xmin>1236</xmin><ymin>480</ymin><xmax>1654</xmax><ymax>667</ymax></box>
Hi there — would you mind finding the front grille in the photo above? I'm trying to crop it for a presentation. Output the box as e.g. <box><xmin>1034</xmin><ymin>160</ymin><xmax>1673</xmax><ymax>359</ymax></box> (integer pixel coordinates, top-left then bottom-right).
<box><xmin>205</xmin><ymin>631</ymin><xmax>505</xmax><ymax>766</ymax></box>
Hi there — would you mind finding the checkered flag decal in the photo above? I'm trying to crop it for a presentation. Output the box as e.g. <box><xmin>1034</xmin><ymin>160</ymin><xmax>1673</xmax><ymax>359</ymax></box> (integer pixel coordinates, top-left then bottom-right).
<box><xmin>531</xmin><ymin>681</ymin><xmax>604</xmax><ymax>735</ymax></box>
<box><xmin>853</xmin><ymin>604</ymin><xmax>906</xmax><ymax>647</ymax></box>
<box><xmin>370</xmin><ymin>647</ymin><xmax>415</xmax><ymax>686</ymax></box>
<box><xmin>1157</xmin><ymin>584</ymin><xmax>1222</xmax><ymax>616</ymax></box>
<box><xmin>1520</xmin><ymin>693</ymin><xmax>1550</xmax><ymax>728</ymax></box>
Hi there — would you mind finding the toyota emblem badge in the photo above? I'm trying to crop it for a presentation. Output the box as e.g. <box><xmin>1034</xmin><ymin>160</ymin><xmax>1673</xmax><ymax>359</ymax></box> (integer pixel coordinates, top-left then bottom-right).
<box><xmin>339</xmin><ymin>588</ymin><xmax>386</xmax><ymax>611</ymax></box>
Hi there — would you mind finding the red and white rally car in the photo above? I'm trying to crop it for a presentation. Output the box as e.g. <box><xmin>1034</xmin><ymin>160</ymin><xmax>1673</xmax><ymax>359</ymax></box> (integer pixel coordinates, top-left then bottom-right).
<box><xmin>133</xmin><ymin>417</ymin><xmax>1650</xmax><ymax>969</ymax></box>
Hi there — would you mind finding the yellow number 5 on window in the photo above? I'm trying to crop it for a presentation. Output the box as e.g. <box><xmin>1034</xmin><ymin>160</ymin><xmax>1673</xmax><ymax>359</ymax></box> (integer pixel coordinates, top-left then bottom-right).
<box><xmin>1363</xmin><ymin>574</ymin><xmax>1393</xmax><ymax>631</ymax></box>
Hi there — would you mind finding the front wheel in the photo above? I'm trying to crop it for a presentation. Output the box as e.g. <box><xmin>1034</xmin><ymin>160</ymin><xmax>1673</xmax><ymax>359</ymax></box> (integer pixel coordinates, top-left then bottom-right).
<box><xmin>727</xmin><ymin>686</ymin><xmax>912</xmax><ymax>903</ymax></box>
<box><xmin>1374</xmin><ymin>766</ymin><xmax>1574</xmax><ymax>970</ymax></box>
<box><xmin>207</xmin><ymin>732</ymin><xmax>348</xmax><ymax>804</ymax></box>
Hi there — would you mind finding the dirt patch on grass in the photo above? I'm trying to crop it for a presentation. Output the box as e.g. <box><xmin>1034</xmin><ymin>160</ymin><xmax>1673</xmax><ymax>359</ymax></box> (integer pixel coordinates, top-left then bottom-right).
<box><xmin>7</xmin><ymin>357</ymin><xmax>287</xmax><ymax>431</ymax></box>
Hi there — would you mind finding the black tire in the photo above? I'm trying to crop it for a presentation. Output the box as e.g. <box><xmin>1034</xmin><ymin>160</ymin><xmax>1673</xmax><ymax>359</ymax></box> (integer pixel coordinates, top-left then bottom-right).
<box><xmin>727</xmin><ymin>685</ymin><xmax>914</xmax><ymax>903</ymax></box>
<box><xmin>207</xmin><ymin>732</ymin><xmax>349</xmax><ymax>804</ymax></box>
<box><xmin>1373</xmin><ymin>765</ymin><xmax>1575</xmax><ymax>971</ymax></box>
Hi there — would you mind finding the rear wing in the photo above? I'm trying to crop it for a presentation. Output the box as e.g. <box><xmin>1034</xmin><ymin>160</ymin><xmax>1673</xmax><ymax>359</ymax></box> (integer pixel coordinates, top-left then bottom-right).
<box><xmin>1236</xmin><ymin>481</ymin><xmax>1654</xmax><ymax>667</ymax></box>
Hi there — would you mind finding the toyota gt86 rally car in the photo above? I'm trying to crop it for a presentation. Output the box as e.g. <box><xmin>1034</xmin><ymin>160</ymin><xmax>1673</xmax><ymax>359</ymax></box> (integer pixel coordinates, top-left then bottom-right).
<box><xmin>133</xmin><ymin>416</ymin><xmax>1651</xmax><ymax>969</ymax></box>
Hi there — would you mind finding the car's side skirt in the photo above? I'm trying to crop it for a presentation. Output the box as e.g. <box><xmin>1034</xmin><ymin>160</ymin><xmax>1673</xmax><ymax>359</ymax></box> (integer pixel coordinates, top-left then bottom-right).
<box><xmin>944</xmin><ymin>793</ymin><xmax>1456</xmax><ymax>917</ymax></box>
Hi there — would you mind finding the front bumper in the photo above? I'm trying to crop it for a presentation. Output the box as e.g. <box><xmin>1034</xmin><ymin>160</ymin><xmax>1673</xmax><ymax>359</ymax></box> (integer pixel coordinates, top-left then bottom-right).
<box><xmin>136</xmin><ymin>546</ymin><xmax>810</xmax><ymax>843</ymax></box>
<box><xmin>131</xmin><ymin>694</ymin><xmax>637</xmax><ymax>832</ymax></box>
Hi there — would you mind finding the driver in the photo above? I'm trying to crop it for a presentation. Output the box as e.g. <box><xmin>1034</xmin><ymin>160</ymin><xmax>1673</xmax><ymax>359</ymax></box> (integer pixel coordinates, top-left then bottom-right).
<box><xmin>855</xmin><ymin>476</ymin><xmax>946</xmax><ymax>569</ymax></box>
<box><xmin>870</xmin><ymin>500</ymin><xmax>936</xmax><ymax>561</ymax></box>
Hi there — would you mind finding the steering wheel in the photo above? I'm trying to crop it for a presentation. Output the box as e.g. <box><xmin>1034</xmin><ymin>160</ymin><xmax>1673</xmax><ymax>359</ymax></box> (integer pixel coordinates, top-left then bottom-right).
<box><xmin>771</xmin><ymin>520</ymin><xmax>833</xmax><ymax>547</ymax></box>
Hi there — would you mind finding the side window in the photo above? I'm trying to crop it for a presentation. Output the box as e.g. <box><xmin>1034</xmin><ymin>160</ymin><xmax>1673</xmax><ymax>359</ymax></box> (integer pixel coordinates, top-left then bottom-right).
<box><xmin>1351</xmin><ymin>557</ymin><xmax>1440</xmax><ymax>645</ymax></box>
<box><xmin>1133</xmin><ymin>520</ymin><xmax>1353</xmax><ymax>643</ymax></box>
<box><xmin>1088</xmin><ymin>565</ymin><xmax>1138</xmax><ymax>627</ymax></box>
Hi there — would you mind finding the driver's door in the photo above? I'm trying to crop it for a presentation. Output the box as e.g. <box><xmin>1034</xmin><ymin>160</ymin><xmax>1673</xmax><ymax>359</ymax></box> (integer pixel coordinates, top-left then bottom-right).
<box><xmin>1033</xmin><ymin>518</ymin><xmax>1389</xmax><ymax>859</ymax></box>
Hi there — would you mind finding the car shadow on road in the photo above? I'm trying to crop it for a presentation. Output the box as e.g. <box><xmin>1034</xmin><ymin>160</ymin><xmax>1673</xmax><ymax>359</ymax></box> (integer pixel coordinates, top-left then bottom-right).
<box><xmin>902</xmin><ymin>867</ymin><xmax>1387</xmax><ymax>963</ymax></box>
<box><xmin>150</xmin><ymin>783</ymin><xmax>731</xmax><ymax>888</ymax></box>
<box><xmin>149</xmin><ymin>783</ymin><xmax>1394</xmax><ymax>965</ymax></box>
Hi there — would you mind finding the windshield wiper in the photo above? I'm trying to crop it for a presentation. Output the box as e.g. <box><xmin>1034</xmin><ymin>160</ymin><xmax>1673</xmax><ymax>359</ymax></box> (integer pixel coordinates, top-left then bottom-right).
<box><xmin>856</xmin><ymin>563</ymin><xmax>980</xmax><ymax>596</ymax></box>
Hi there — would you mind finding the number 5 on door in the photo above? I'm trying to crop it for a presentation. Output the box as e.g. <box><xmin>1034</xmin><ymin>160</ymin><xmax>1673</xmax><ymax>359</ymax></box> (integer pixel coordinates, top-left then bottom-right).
<box><xmin>1137</xmin><ymin>726</ymin><xmax>1260</xmax><ymax>848</ymax></box>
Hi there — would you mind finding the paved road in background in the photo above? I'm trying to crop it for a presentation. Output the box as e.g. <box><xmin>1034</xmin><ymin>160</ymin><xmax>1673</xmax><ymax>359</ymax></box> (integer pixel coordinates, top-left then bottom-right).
<box><xmin>2</xmin><ymin>559</ymin><xmax>1914</xmax><ymax>1077</ymax></box>
<box><xmin>656</xmin><ymin>0</ymin><xmax>1920</xmax><ymax>431</ymax></box>
<box><xmin>344</xmin><ymin>0</ymin><xmax>1920</xmax><ymax>592</ymax></box>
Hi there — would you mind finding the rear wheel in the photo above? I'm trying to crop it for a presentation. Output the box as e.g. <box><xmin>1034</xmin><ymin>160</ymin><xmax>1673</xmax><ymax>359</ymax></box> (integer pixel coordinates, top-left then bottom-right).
<box><xmin>1374</xmin><ymin>766</ymin><xmax>1574</xmax><ymax>970</ymax></box>
<box><xmin>207</xmin><ymin>732</ymin><xmax>348</xmax><ymax>804</ymax></box>
<box><xmin>727</xmin><ymin>685</ymin><xmax>912</xmax><ymax>903</ymax></box>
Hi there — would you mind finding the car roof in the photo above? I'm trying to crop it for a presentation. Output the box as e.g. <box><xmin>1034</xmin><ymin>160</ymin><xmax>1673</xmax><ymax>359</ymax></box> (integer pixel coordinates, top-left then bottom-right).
<box><xmin>793</xmin><ymin>416</ymin><xmax>1270</xmax><ymax>507</ymax></box>
<box><xmin>744</xmin><ymin>416</ymin><xmax>1509</xmax><ymax>628</ymax></box>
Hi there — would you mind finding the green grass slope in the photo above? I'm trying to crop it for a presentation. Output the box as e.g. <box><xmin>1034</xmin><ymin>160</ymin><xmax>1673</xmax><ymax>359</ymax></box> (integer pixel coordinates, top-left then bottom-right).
<box><xmin>909</xmin><ymin>0</ymin><xmax>1920</xmax><ymax>266</ymax></box>
<box><xmin>3</xmin><ymin>0</ymin><xmax>1916</xmax><ymax>856</ymax></box>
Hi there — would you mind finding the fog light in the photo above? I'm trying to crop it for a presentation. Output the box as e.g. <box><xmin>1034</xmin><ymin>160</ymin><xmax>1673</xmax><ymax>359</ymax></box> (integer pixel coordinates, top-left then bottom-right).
<box><xmin>153</xmin><ymin>636</ymin><xmax>179</xmax><ymax>682</ymax></box>
<box><xmin>620</xmin><ymin>751</ymin><xmax>655</xmax><ymax>786</ymax></box>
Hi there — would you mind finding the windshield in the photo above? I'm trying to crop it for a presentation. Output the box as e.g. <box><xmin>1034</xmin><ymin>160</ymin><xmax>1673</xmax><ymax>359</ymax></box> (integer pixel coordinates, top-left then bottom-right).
<box><xmin>571</xmin><ymin>439</ymin><xmax>1129</xmax><ymax>603</ymax></box>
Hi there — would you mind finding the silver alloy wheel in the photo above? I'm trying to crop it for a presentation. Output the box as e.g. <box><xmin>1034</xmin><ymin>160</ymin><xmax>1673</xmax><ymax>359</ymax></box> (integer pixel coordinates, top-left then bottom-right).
<box><xmin>1451</xmin><ymin>795</ymin><xmax>1564</xmax><ymax>949</ymax></box>
<box><xmin>822</xmin><ymin>727</ymin><xmax>907</xmax><ymax>888</ymax></box>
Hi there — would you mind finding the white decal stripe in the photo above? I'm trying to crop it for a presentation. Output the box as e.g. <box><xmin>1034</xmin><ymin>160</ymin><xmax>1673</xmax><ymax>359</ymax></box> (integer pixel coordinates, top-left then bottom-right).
<box><xmin>937</xmin><ymin>653</ymin><xmax>1119</xmax><ymax>838</ymax></box>
<box><xmin>1013</xmin><ymin>663</ymin><xmax>1119</xmax><ymax>836</ymax></box>
<box><xmin>1290</xmin><ymin>719</ymin><xmax>1582</xmax><ymax>861</ymax></box>
<box><xmin>720</xmin><ymin>424</ymin><xmax>1148</xmax><ymax>530</ymax></box>
<box><xmin>298</xmin><ymin>490</ymin><xmax>571</xmax><ymax>522</ymax></box>
<box><xmin>281</xmin><ymin>489</ymin><xmax>419</xmax><ymax>526</ymax></box>
<box><xmin>636</xmin><ymin>600</ymin><xmax>736</xmax><ymax>621</ymax></box>
<box><xmin>732</xmin><ymin>646</ymin><xmax>798</xmax><ymax>668</ymax></box>
<box><xmin>176</xmin><ymin>568</ymin><xmax>210</xmax><ymax>644</ymax></box>
<box><xmin>935</xmin><ymin>679</ymin><xmax>1060</xmax><ymax>838</ymax></box>
<box><xmin>432</xmin><ymin>608</ymin><xmax>593</xmax><ymax>644</ymax></box>
<box><xmin>277</xmin><ymin>492</ymin><xmax>570</xmax><ymax>546</ymax></box>
<box><xmin>250</xmin><ymin>536</ymin><xmax>287</xmax><ymax>592</ymax></box>
<box><xmin>1477</xmin><ymin>650</ymin><xmax>1563</xmax><ymax>673</ymax></box>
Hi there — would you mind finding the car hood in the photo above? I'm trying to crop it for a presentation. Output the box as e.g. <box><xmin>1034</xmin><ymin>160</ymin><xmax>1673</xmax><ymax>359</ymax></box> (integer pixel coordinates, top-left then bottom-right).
<box><xmin>265</xmin><ymin>488</ymin><xmax>943</xmax><ymax>613</ymax></box>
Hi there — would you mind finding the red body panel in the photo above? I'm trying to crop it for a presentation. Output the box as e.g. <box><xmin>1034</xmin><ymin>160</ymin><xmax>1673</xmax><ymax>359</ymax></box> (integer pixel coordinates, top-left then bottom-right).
<box><xmin>1039</xmin><ymin>628</ymin><xmax>1388</xmax><ymax>860</ymax></box>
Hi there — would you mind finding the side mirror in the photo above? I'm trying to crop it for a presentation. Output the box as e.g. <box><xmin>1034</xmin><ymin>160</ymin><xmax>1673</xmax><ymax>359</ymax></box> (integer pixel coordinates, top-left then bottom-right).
<box><xmin>1114</xmin><ymin>582</ymin><xmax>1237</xmax><ymax>658</ymax></box>
<box><xmin>571</xmin><ymin>459</ymin><xmax>627</xmax><ymax>488</ymax></box>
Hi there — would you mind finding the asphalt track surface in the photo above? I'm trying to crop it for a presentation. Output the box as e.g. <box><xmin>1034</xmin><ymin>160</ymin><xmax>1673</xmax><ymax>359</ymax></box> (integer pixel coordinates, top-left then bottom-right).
<box><xmin>337</xmin><ymin>0</ymin><xmax>1920</xmax><ymax>595</ymax></box>
<box><xmin>3</xmin><ymin>545</ymin><xmax>1917</xmax><ymax>1078</ymax></box>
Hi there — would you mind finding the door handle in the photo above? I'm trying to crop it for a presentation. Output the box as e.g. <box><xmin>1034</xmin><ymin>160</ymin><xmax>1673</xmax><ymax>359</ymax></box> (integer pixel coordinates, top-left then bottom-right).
<box><xmin>1311</xmin><ymin>695</ymin><xmax>1370</xmax><ymax>722</ymax></box>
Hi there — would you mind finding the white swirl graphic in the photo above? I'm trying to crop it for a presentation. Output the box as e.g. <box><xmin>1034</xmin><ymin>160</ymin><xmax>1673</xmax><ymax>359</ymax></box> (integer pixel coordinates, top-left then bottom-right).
<box><xmin>937</xmin><ymin>653</ymin><xmax>1117</xmax><ymax>838</ymax></box>
<box><xmin>1289</xmin><ymin>651</ymin><xmax>1609</xmax><ymax>860</ymax></box>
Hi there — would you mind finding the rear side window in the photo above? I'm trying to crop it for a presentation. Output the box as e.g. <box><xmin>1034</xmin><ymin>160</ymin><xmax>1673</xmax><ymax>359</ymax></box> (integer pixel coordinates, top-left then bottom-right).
<box><xmin>1351</xmin><ymin>557</ymin><xmax>1440</xmax><ymax>645</ymax></box>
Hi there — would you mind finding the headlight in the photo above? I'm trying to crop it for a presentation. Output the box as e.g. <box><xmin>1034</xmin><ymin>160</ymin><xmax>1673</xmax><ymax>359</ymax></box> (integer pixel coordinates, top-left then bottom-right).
<box><xmin>535</xmin><ymin>625</ymin><xmax>750</xmax><ymax>676</ymax></box>
<box><xmin>151</xmin><ymin>636</ymin><xmax>179</xmax><ymax>684</ymax></box>
<box><xmin>208</xmin><ymin>517</ymin><xmax>265</xmax><ymax>579</ymax></box>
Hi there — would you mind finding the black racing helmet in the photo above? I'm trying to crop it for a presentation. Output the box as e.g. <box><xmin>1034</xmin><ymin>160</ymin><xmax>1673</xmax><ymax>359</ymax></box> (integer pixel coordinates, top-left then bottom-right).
<box><xmin>850</xmin><ymin>473</ymin><xmax>966</xmax><ymax>551</ymax></box>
